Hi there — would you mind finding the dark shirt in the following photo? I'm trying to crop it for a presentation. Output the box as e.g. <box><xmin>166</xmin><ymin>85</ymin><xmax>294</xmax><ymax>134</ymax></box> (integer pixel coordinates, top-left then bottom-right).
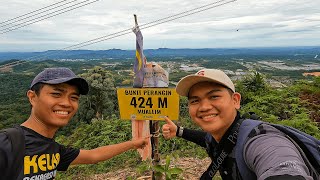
<box><xmin>180</xmin><ymin>114</ymin><xmax>313</xmax><ymax>180</ymax></box>
<box><xmin>0</xmin><ymin>126</ymin><xmax>80</xmax><ymax>180</ymax></box>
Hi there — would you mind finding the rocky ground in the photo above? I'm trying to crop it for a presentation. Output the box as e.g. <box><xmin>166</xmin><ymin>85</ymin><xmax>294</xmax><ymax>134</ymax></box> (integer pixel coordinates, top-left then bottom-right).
<box><xmin>77</xmin><ymin>157</ymin><xmax>212</xmax><ymax>180</ymax></box>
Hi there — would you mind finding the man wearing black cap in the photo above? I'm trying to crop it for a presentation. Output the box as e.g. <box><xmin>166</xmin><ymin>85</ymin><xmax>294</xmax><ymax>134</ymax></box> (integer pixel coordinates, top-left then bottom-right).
<box><xmin>162</xmin><ymin>69</ymin><xmax>314</xmax><ymax>180</ymax></box>
<box><xmin>0</xmin><ymin>67</ymin><xmax>149</xmax><ymax>180</ymax></box>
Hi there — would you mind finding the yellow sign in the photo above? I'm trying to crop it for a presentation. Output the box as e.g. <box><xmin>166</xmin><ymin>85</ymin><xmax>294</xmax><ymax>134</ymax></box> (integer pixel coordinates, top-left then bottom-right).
<box><xmin>117</xmin><ymin>88</ymin><xmax>180</xmax><ymax>120</ymax></box>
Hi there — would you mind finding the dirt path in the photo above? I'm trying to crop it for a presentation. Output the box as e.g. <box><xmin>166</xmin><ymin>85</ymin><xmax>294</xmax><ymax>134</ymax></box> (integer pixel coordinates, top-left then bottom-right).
<box><xmin>77</xmin><ymin>157</ymin><xmax>211</xmax><ymax>180</ymax></box>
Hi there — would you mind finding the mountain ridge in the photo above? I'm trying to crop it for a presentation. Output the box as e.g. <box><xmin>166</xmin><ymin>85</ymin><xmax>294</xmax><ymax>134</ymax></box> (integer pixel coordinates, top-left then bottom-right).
<box><xmin>0</xmin><ymin>46</ymin><xmax>319</xmax><ymax>61</ymax></box>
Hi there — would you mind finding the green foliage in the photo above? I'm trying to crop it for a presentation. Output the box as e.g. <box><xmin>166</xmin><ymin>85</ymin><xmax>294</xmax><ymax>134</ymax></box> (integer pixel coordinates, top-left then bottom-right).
<box><xmin>178</xmin><ymin>96</ymin><xmax>189</xmax><ymax>118</ymax></box>
<box><xmin>158</xmin><ymin>135</ymin><xmax>207</xmax><ymax>158</ymax></box>
<box><xmin>291</xmin><ymin>77</ymin><xmax>320</xmax><ymax>94</ymax></box>
<box><xmin>57</xmin><ymin>118</ymin><xmax>131</xmax><ymax>149</ymax></box>
<box><xmin>1</xmin><ymin>59</ymin><xmax>320</xmax><ymax>179</ymax></box>
<box><xmin>0</xmin><ymin>73</ymin><xmax>31</xmax><ymax>128</ymax></box>
<box><xmin>0</xmin><ymin>59</ymin><xmax>23</xmax><ymax>66</ymax></box>
<box><xmin>276</xmin><ymin>113</ymin><xmax>320</xmax><ymax>139</ymax></box>
<box><xmin>236</xmin><ymin>71</ymin><xmax>271</xmax><ymax>105</ymax></box>
<box><xmin>77</xmin><ymin>66</ymin><xmax>118</xmax><ymax>122</ymax></box>
<box><xmin>241</xmin><ymin>71</ymin><xmax>268</xmax><ymax>92</ymax></box>
<box><xmin>241</xmin><ymin>90</ymin><xmax>303</xmax><ymax>120</ymax></box>
<box><xmin>238</xmin><ymin>76</ymin><xmax>320</xmax><ymax>139</ymax></box>
<box><xmin>55</xmin><ymin>118</ymin><xmax>141</xmax><ymax>179</ymax></box>
<box><xmin>169</xmin><ymin>71</ymin><xmax>190</xmax><ymax>82</ymax></box>
<box><xmin>313</xmin><ymin>76</ymin><xmax>320</xmax><ymax>88</ymax></box>
<box><xmin>153</xmin><ymin>155</ymin><xmax>183</xmax><ymax>180</ymax></box>
<box><xmin>55</xmin><ymin>116</ymin><xmax>207</xmax><ymax>179</ymax></box>
<box><xmin>135</xmin><ymin>160</ymin><xmax>153</xmax><ymax>177</ymax></box>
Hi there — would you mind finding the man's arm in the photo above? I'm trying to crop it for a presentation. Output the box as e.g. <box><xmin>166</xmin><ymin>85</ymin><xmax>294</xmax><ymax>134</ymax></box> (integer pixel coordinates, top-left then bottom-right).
<box><xmin>71</xmin><ymin>137</ymin><xmax>149</xmax><ymax>165</ymax></box>
<box><xmin>162</xmin><ymin>116</ymin><xmax>207</xmax><ymax>147</ymax></box>
<box><xmin>181</xmin><ymin>128</ymin><xmax>207</xmax><ymax>147</ymax></box>
<box><xmin>244</xmin><ymin>133</ymin><xmax>313</xmax><ymax>180</ymax></box>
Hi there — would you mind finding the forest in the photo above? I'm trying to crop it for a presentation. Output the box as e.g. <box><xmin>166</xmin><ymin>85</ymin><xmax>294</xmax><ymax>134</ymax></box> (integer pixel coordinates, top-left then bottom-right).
<box><xmin>0</xmin><ymin>59</ymin><xmax>319</xmax><ymax>179</ymax></box>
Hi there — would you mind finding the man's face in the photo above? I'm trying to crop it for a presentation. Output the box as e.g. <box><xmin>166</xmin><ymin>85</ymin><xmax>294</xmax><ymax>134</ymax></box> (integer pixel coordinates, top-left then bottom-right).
<box><xmin>188</xmin><ymin>81</ymin><xmax>241</xmax><ymax>141</ymax></box>
<box><xmin>28</xmin><ymin>83</ymin><xmax>80</xmax><ymax>129</ymax></box>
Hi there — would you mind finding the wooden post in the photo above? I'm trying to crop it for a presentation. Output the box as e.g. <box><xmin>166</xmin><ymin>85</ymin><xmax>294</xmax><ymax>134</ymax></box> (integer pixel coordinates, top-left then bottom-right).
<box><xmin>132</xmin><ymin>15</ymin><xmax>169</xmax><ymax>179</ymax></box>
<box><xmin>143</xmin><ymin>62</ymin><xmax>169</xmax><ymax>179</ymax></box>
<box><xmin>132</xmin><ymin>14</ymin><xmax>152</xmax><ymax>161</ymax></box>
<box><xmin>131</xmin><ymin>119</ymin><xmax>151</xmax><ymax>160</ymax></box>
<box><xmin>134</xmin><ymin>14</ymin><xmax>138</xmax><ymax>26</ymax></box>
<box><xmin>151</xmin><ymin>121</ymin><xmax>160</xmax><ymax>179</ymax></box>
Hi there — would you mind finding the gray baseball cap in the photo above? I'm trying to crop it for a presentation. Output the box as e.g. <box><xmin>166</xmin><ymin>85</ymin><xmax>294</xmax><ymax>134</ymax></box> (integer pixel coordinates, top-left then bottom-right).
<box><xmin>30</xmin><ymin>67</ymin><xmax>89</xmax><ymax>95</ymax></box>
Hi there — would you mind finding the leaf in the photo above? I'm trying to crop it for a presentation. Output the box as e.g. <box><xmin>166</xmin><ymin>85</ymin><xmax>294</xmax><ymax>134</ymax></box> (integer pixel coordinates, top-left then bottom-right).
<box><xmin>165</xmin><ymin>155</ymin><xmax>171</xmax><ymax>171</ymax></box>
<box><xmin>154</xmin><ymin>165</ymin><xmax>165</xmax><ymax>173</ymax></box>
<box><xmin>171</xmin><ymin>174</ymin><xmax>179</xmax><ymax>179</ymax></box>
<box><xmin>168</xmin><ymin>167</ymin><xmax>183</xmax><ymax>175</ymax></box>
<box><xmin>154</xmin><ymin>172</ymin><xmax>163</xmax><ymax>177</ymax></box>
<box><xmin>166</xmin><ymin>173</ymin><xmax>172</xmax><ymax>180</ymax></box>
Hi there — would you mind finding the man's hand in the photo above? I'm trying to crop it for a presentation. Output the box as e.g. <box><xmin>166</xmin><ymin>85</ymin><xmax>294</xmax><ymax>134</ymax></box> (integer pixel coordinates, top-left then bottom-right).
<box><xmin>132</xmin><ymin>136</ymin><xmax>150</xmax><ymax>149</ymax></box>
<box><xmin>162</xmin><ymin>116</ymin><xmax>178</xmax><ymax>139</ymax></box>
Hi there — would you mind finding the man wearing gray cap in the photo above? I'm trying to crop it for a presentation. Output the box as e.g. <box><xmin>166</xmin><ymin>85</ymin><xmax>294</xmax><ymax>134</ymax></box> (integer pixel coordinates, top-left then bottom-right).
<box><xmin>162</xmin><ymin>69</ymin><xmax>314</xmax><ymax>180</ymax></box>
<box><xmin>0</xmin><ymin>67</ymin><xmax>149</xmax><ymax>180</ymax></box>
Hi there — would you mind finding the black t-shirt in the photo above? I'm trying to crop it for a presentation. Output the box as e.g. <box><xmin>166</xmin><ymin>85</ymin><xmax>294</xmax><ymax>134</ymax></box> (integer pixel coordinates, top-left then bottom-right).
<box><xmin>0</xmin><ymin>126</ymin><xmax>80</xmax><ymax>180</ymax></box>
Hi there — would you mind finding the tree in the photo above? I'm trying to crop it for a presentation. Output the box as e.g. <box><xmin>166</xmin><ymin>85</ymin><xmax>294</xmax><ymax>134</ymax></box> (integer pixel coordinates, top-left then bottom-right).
<box><xmin>242</xmin><ymin>71</ymin><xmax>268</xmax><ymax>92</ymax></box>
<box><xmin>236</xmin><ymin>71</ymin><xmax>270</xmax><ymax>105</ymax></box>
<box><xmin>77</xmin><ymin>66</ymin><xmax>118</xmax><ymax>122</ymax></box>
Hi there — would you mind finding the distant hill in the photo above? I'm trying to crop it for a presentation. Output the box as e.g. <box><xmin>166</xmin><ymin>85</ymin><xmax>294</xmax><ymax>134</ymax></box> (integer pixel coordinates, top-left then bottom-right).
<box><xmin>0</xmin><ymin>46</ymin><xmax>319</xmax><ymax>61</ymax></box>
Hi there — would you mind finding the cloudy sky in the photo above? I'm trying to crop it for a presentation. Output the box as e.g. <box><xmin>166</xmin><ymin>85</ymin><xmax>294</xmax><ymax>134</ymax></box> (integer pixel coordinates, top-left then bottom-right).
<box><xmin>0</xmin><ymin>0</ymin><xmax>319</xmax><ymax>52</ymax></box>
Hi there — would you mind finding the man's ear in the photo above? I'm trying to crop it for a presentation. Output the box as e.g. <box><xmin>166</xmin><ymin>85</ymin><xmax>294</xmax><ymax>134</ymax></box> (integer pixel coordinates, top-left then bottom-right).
<box><xmin>27</xmin><ymin>90</ymin><xmax>37</xmax><ymax>106</ymax></box>
<box><xmin>233</xmin><ymin>92</ymin><xmax>241</xmax><ymax>110</ymax></box>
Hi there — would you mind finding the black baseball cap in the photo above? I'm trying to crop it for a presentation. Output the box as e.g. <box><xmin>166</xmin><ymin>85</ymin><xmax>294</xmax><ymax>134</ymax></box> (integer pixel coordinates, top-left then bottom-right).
<box><xmin>30</xmin><ymin>67</ymin><xmax>89</xmax><ymax>95</ymax></box>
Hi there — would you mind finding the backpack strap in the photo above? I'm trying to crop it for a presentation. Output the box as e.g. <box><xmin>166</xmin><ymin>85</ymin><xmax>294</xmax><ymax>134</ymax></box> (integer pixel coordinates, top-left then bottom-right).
<box><xmin>235</xmin><ymin>119</ymin><xmax>262</xmax><ymax>179</ymax></box>
<box><xmin>1</xmin><ymin>126</ymin><xmax>25</xmax><ymax>179</ymax></box>
<box><xmin>201</xmin><ymin>117</ymin><xmax>245</xmax><ymax>179</ymax></box>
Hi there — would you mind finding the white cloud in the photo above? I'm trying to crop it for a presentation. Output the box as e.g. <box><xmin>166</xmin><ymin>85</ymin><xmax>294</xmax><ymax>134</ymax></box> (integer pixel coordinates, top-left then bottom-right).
<box><xmin>0</xmin><ymin>0</ymin><xmax>319</xmax><ymax>51</ymax></box>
